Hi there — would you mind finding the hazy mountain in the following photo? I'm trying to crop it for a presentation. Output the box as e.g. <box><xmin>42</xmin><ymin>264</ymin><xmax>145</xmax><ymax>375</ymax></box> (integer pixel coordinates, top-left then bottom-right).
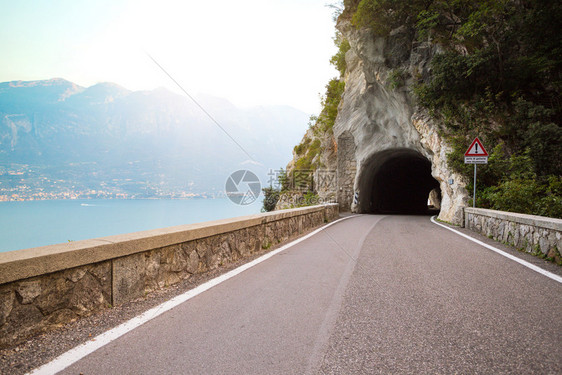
<box><xmin>0</xmin><ymin>78</ymin><xmax>308</xmax><ymax>198</ymax></box>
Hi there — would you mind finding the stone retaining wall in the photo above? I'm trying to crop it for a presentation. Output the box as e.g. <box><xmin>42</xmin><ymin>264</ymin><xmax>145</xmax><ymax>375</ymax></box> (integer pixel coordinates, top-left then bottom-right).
<box><xmin>464</xmin><ymin>208</ymin><xmax>562</xmax><ymax>262</ymax></box>
<box><xmin>0</xmin><ymin>204</ymin><xmax>339</xmax><ymax>348</ymax></box>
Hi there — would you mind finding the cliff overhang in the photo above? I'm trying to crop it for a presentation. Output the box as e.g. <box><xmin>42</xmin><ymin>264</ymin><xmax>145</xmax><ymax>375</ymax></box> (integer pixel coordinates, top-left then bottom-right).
<box><xmin>333</xmin><ymin>19</ymin><xmax>468</xmax><ymax>224</ymax></box>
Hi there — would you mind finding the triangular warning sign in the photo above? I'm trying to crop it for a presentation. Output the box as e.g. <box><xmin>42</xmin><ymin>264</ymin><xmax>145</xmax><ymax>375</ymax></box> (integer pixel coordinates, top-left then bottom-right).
<box><xmin>465</xmin><ymin>137</ymin><xmax>488</xmax><ymax>156</ymax></box>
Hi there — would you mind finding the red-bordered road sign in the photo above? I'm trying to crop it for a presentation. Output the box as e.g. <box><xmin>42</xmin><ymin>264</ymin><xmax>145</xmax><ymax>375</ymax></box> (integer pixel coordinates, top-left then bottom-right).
<box><xmin>465</xmin><ymin>137</ymin><xmax>489</xmax><ymax>157</ymax></box>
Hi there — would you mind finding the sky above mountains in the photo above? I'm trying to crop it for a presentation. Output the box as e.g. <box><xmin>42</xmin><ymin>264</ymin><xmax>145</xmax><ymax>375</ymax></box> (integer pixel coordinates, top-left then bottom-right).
<box><xmin>0</xmin><ymin>0</ymin><xmax>338</xmax><ymax>114</ymax></box>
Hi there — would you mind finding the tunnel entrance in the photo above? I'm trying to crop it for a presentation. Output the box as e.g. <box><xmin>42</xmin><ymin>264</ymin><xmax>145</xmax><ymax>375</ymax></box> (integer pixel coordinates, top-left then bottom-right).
<box><xmin>357</xmin><ymin>149</ymin><xmax>440</xmax><ymax>214</ymax></box>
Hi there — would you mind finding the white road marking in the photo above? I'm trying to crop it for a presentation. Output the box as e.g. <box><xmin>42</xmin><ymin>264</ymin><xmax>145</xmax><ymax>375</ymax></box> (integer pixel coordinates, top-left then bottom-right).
<box><xmin>27</xmin><ymin>215</ymin><xmax>356</xmax><ymax>375</ymax></box>
<box><xmin>431</xmin><ymin>216</ymin><xmax>562</xmax><ymax>284</ymax></box>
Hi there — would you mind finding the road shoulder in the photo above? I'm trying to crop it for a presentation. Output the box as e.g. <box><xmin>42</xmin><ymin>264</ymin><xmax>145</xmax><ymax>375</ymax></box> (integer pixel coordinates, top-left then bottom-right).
<box><xmin>431</xmin><ymin>217</ymin><xmax>562</xmax><ymax>279</ymax></box>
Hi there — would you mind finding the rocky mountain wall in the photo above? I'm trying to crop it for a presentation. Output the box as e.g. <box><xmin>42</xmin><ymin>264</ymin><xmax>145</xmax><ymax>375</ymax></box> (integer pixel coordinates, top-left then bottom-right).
<box><xmin>333</xmin><ymin>20</ymin><xmax>469</xmax><ymax>224</ymax></box>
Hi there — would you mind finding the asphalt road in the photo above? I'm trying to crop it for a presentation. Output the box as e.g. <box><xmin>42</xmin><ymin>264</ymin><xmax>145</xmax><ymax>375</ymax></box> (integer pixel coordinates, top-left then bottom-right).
<box><xmin>58</xmin><ymin>215</ymin><xmax>561</xmax><ymax>374</ymax></box>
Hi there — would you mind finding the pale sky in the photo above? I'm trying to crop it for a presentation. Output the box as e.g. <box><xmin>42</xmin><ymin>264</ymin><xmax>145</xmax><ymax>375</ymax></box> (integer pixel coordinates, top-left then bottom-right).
<box><xmin>0</xmin><ymin>0</ymin><xmax>339</xmax><ymax>114</ymax></box>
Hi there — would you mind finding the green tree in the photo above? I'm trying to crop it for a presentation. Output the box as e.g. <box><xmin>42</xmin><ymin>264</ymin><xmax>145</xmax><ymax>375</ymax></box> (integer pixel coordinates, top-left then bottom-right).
<box><xmin>261</xmin><ymin>187</ymin><xmax>280</xmax><ymax>212</ymax></box>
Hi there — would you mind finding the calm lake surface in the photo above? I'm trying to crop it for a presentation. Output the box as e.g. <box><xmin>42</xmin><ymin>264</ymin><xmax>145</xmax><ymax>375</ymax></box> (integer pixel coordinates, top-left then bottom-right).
<box><xmin>0</xmin><ymin>198</ymin><xmax>262</xmax><ymax>253</ymax></box>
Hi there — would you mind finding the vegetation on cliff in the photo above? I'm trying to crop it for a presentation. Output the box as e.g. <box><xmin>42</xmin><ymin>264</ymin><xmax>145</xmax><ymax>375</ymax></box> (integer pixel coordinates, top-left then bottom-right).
<box><xmin>345</xmin><ymin>0</ymin><xmax>562</xmax><ymax>217</ymax></box>
<box><xmin>291</xmin><ymin>77</ymin><xmax>345</xmax><ymax>174</ymax></box>
<box><xmin>284</xmin><ymin>25</ymin><xmax>348</xmax><ymax>188</ymax></box>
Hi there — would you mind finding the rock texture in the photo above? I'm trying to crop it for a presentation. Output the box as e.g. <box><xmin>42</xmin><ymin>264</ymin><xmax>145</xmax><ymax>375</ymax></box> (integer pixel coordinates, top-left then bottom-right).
<box><xmin>332</xmin><ymin>20</ymin><xmax>469</xmax><ymax>223</ymax></box>
<box><xmin>465</xmin><ymin>208</ymin><xmax>562</xmax><ymax>263</ymax></box>
<box><xmin>0</xmin><ymin>262</ymin><xmax>112</xmax><ymax>349</ymax></box>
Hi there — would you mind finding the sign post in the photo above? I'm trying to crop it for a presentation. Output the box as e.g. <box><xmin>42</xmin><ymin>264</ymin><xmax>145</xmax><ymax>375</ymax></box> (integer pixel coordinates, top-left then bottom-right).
<box><xmin>464</xmin><ymin>137</ymin><xmax>489</xmax><ymax>207</ymax></box>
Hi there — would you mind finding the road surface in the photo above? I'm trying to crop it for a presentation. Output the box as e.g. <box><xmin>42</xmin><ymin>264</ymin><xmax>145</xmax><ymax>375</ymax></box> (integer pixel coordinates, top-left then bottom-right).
<box><xmin>55</xmin><ymin>215</ymin><xmax>561</xmax><ymax>374</ymax></box>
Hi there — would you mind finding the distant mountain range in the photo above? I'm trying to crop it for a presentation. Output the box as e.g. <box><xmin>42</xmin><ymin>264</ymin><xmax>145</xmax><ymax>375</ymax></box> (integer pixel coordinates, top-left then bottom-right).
<box><xmin>0</xmin><ymin>78</ymin><xmax>308</xmax><ymax>200</ymax></box>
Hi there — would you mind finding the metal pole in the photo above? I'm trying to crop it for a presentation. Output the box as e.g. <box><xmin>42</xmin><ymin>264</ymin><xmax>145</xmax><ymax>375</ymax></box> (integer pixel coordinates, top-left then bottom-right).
<box><xmin>473</xmin><ymin>163</ymin><xmax>477</xmax><ymax>208</ymax></box>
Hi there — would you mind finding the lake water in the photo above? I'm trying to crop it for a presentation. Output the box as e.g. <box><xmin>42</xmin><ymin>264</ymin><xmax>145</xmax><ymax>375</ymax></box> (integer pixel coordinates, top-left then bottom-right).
<box><xmin>0</xmin><ymin>198</ymin><xmax>263</xmax><ymax>253</ymax></box>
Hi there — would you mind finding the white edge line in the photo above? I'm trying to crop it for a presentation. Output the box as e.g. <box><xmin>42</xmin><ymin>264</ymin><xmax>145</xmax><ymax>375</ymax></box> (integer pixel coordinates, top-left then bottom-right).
<box><xmin>28</xmin><ymin>215</ymin><xmax>356</xmax><ymax>375</ymax></box>
<box><xmin>430</xmin><ymin>216</ymin><xmax>562</xmax><ymax>284</ymax></box>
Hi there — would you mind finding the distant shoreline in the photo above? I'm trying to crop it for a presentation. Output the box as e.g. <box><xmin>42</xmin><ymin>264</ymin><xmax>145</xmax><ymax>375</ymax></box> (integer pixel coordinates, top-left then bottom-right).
<box><xmin>0</xmin><ymin>196</ymin><xmax>226</xmax><ymax>203</ymax></box>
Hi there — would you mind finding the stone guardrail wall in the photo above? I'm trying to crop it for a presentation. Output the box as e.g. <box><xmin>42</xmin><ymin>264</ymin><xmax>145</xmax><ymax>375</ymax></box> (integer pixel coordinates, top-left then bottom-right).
<box><xmin>464</xmin><ymin>207</ymin><xmax>562</xmax><ymax>262</ymax></box>
<box><xmin>0</xmin><ymin>204</ymin><xmax>339</xmax><ymax>348</ymax></box>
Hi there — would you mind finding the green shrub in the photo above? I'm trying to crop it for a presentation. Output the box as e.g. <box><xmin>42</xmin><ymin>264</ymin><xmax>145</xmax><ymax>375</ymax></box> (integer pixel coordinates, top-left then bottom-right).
<box><xmin>315</xmin><ymin>79</ymin><xmax>345</xmax><ymax>135</ymax></box>
<box><xmin>485</xmin><ymin>176</ymin><xmax>562</xmax><ymax>218</ymax></box>
<box><xmin>303</xmin><ymin>191</ymin><xmax>320</xmax><ymax>206</ymax></box>
<box><xmin>330</xmin><ymin>32</ymin><xmax>351</xmax><ymax>76</ymax></box>
<box><xmin>351</xmin><ymin>0</ymin><xmax>421</xmax><ymax>36</ymax></box>
<box><xmin>471</xmin><ymin>147</ymin><xmax>562</xmax><ymax>218</ymax></box>
<box><xmin>388</xmin><ymin>68</ymin><xmax>406</xmax><ymax>89</ymax></box>
<box><xmin>261</xmin><ymin>187</ymin><xmax>280</xmax><ymax>212</ymax></box>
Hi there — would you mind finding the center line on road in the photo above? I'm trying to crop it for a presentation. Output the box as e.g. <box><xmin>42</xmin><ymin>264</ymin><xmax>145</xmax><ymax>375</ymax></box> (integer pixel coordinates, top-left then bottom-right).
<box><xmin>431</xmin><ymin>216</ymin><xmax>562</xmax><ymax>284</ymax></box>
<box><xmin>28</xmin><ymin>214</ymin><xmax>357</xmax><ymax>375</ymax></box>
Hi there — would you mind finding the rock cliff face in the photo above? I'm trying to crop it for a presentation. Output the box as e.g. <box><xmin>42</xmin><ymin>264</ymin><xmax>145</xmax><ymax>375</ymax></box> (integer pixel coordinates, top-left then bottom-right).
<box><xmin>332</xmin><ymin>20</ymin><xmax>469</xmax><ymax>224</ymax></box>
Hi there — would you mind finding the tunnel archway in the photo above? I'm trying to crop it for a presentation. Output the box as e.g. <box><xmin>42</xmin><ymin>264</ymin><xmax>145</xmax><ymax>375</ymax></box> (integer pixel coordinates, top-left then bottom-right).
<box><xmin>357</xmin><ymin>148</ymin><xmax>440</xmax><ymax>214</ymax></box>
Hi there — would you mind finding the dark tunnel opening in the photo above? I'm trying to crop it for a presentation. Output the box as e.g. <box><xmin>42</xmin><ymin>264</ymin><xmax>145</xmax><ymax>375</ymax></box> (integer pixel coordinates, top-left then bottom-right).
<box><xmin>358</xmin><ymin>149</ymin><xmax>441</xmax><ymax>215</ymax></box>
